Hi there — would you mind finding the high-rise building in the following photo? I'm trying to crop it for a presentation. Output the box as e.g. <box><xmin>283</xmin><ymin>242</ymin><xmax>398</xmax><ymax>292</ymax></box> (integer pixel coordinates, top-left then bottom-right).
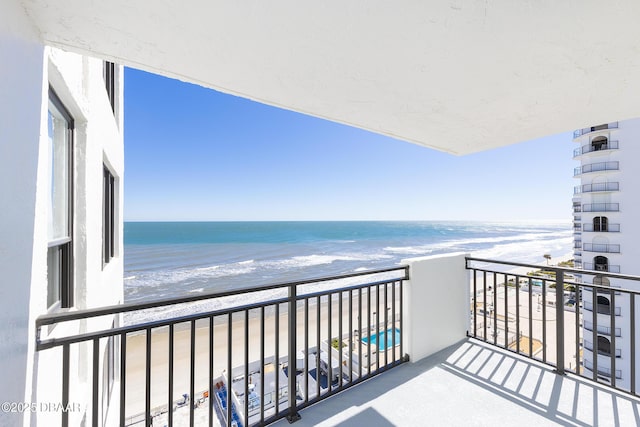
<box><xmin>573</xmin><ymin>120</ymin><xmax>640</xmax><ymax>388</ymax></box>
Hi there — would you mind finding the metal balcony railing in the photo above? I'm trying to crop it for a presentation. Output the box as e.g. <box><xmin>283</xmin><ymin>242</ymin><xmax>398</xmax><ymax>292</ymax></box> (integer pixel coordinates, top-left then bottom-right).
<box><xmin>583</xmin><ymin>243</ymin><xmax>621</xmax><ymax>253</ymax></box>
<box><xmin>35</xmin><ymin>267</ymin><xmax>409</xmax><ymax>427</ymax></box>
<box><xmin>582</xmin><ymin>203</ymin><xmax>619</xmax><ymax>212</ymax></box>
<box><xmin>574</xmin><ymin>161</ymin><xmax>619</xmax><ymax>176</ymax></box>
<box><xmin>583</xmin><ymin>223</ymin><xmax>620</xmax><ymax>232</ymax></box>
<box><xmin>466</xmin><ymin>257</ymin><xmax>640</xmax><ymax>394</ymax></box>
<box><xmin>582</xmin><ymin>263</ymin><xmax>620</xmax><ymax>273</ymax></box>
<box><xmin>573</xmin><ymin>140</ymin><xmax>619</xmax><ymax>157</ymax></box>
<box><xmin>573</xmin><ymin>123</ymin><xmax>619</xmax><ymax>138</ymax></box>
<box><xmin>575</xmin><ymin>182</ymin><xmax>620</xmax><ymax>194</ymax></box>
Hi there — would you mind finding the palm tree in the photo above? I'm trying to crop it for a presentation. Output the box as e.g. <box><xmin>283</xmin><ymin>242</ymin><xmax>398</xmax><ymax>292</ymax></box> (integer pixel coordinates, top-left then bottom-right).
<box><xmin>543</xmin><ymin>254</ymin><xmax>551</xmax><ymax>265</ymax></box>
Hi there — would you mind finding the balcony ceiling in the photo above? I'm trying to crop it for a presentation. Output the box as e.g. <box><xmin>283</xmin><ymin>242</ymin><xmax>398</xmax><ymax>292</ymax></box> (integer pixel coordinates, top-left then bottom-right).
<box><xmin>19</xmin><ymin>0</ymin><xmax>640</xmax><ymax>154</ymax></box>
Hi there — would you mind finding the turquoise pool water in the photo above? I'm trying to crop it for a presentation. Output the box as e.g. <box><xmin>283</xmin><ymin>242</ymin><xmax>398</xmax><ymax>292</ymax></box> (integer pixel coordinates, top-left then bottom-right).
<box><xmin>362</xmin><ymin>328</ymin><xmax>401</xmax><ymax>350</ymax></box>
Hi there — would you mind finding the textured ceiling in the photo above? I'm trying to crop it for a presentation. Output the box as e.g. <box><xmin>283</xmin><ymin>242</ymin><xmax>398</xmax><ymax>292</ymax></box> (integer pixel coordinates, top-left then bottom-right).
<box><xmin>20</xmin><ymin>0</ymin><xmax>640</xmax><ymax>154</ymax></box>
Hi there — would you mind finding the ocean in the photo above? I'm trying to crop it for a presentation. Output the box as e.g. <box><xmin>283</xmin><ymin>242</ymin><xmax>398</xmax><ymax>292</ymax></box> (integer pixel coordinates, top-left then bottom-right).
<box><xmin>124</xmin><ymin>221</ymin><xmax>573</xmax><ymax>305</ymax></box>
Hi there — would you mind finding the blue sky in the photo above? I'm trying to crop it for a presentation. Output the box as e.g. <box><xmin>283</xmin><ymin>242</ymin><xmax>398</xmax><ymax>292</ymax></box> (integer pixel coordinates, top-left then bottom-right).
<box><xmin>124</xmin><ymin>68</ymin><xmax>576</xmax><ymax>222</ymax></box>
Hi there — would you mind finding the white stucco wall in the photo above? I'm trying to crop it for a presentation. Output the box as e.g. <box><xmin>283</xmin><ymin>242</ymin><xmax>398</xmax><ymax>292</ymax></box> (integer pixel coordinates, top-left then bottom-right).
<box><xmin>0</xmin><ymin>2</ymin><xmax>46</xmax><ymax>426</ymax></box>
<box><xmin>0</xmin><ymin>3</ymin><xmax>124</xmax><ymax>424</ymax></box>
<box><xmin>401</xmin><ymin>253</ymin><xmax>470</xmax><ymax>362</ymax></box>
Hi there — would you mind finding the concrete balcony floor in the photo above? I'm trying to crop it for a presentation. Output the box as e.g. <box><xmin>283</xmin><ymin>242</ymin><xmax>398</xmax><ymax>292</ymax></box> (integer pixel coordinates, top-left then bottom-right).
<box><xmin>274</xmin><ymin>339</ymin><xmax>640</xmax><ymax>427</ymax></box>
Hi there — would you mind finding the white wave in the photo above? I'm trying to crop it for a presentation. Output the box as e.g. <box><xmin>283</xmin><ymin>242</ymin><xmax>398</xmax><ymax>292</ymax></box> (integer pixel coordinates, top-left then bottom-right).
<box><xmin>189</xmin><ymin>288</ymin><xmax>204</xmax><ymax>293</ymax></box>
<box><xmin>384</xmin><ymin>246</ymin><xmax>434</xmax><ymax>255</ymax></box>
<box><xmin>384</xmin><ymin>230</ymin><xmax>572</xmax><ymax>256</ymax></box>
<box><xmin>124</xmin><ymin>275</ymin><xmax>136</xmax><ymax>281</ymax></box>
<box><xmin>473</xmin><ymin>236</ymin><xmax>574</xmax><ymax>265</ymax></box>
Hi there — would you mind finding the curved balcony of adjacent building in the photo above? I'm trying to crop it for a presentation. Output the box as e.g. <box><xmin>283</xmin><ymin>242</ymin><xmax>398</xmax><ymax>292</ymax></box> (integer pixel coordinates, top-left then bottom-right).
<box><xmin>583</xmin><ymin>262</ymin><xmax>620</xmax><ymax>273</ymax></box>
<box><xmin>574</xmin><ymin>182</ymin><xmax>620</xmax><ymax>194</ymax></box>
<box><xmin>583</xmin><ymin>321</ymin><xmax>621</xmax><ymax>337</ymax></box>
<box><xmin>584</xmin><ymin>338</ymin><xmax>622</xmax><ymax>357</ymax></box>
<box><xmin>583</xmin><ymin>298</ymin><xmax>621</xmax><ymax>316</ymax></box>
<box><xmin>574</xmin><ymin>161</ymin><xmax>619</xmax><ymax>176</ymax></box>
<box><xmin>583</xmin><ymin>361</ymin><xmax>622</xmax><ymax>380</ymax></box>
<box><xmin>583</xmin><ymin>223</ymin><xmax>620</xmax><ymax>233</ymax></box>
<box><xmin>573</xmin><ymin>123</ymin><xmax>619</xmax><ymax>139</ymax></box>
<box><xmin>582</xmin><ymin>203</ymin><xmax>619</xmax><ymax>213</ymax></box>
<box><xmin>583</xmin><ymin>243</ymin><xmax>620</xmax><ymax>253</ymax></box>
<box><xmin>573</xmin><ymin>140</ymin><xmax>619</xmax><ymax>158</ymax></box>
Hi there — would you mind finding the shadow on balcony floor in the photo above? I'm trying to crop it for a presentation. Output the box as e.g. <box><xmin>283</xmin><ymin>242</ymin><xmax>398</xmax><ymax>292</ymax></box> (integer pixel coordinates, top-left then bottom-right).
<box><xmin>273</xmin><ymin>339</ymin><xmax>640</xmax><ymax>426</ymax></box>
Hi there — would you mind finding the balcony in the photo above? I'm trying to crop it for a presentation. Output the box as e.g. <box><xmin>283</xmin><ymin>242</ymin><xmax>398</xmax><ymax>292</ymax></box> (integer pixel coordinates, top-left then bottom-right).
<box><xmin>574</xmin><ymin>182</ymin><xmax>620</xmax><ymax>194</ymax></box>
<box><xmin>583</xmin><ymin>243</ymin><xmax>621</xmax><ymax>253</ymax></box>
<box><xmin>35</xmin><ymin>255</ymin><xmax>640</xmax><ymax>426</ymax></box>
<box><xmin>584</xmin><ymin>359</ymin><xmax>622</xmax><ymax>380</ymax></box>
<box><xmin>582</xmin><ymin>203</ymin><xmax>619</xmax><ymax>212</ymax></box>
<box><xmin>583</xmin><ymin>223</ymin><xmax>620</xmax><ymax>232</ymax></box>
<box><xmin>582</xmin><ymin>262</ymin><xmax>620</xmax><ymax>273</ymax></box>
<box><xmin>574</xmin><ymin>161</ymin><xmax>619</xmax><ymax>176</ymax></box>
<box><xmin>573</xmin><ymin>123</ymin><xmax>619</xmax><ymax>138</ymax></box>
<box><xmin>583</xmin><ymin>300</ymin><xmax>621</xmax><ymax>316</ymax></box>
<box><xmin>573</xmin><ymin>140</ymin><xmax>619</xmax><ymax>157</ymax></box>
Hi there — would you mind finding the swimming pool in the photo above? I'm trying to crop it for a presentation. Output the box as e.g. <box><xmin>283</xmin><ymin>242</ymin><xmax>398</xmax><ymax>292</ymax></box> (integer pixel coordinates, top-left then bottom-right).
<box><xmin>362</xmin><ymin>328</ymin><xmax>401</xmax><ymax>351</ymax></box>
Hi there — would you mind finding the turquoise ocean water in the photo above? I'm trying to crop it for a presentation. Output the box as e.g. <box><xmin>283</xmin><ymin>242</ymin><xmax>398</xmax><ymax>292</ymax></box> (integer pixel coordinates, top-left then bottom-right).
<box><xmin>124</xmin><ymin>221</ymin><xmax>572</xmax><ymax>304</ymax></box>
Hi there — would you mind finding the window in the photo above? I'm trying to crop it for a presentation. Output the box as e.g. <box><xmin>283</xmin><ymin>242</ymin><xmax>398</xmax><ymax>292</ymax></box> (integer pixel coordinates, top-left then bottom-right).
<box><xmin>593</xmin><ymin>216</ymin><xmax>608</xmax><ymax>232</ymax></box>
<box><xmin>47</xmin><ymin>88</ymin><xmax>74</xmax><ymax>309</ymax></box>
<box><xmin>591</xmin><ymin>136</ymin><xmax>608</xmax><ymax>151</ymax></box>
<box><xmin>103</xmin><ymin>61</ymin><xmax>116</xmax><ymax>113</ymax></box>
<box><xmin>597</xmin><ymin>336</ymin><xmax>611</xmax><ymax>356</ymax></box>
<box><xmin>103</xmin><ymin>166</ymin><xmax>115</xmax><ymax>265</ymax></box>
<box><xmin>594</xmin><ymin>256</ymin><xmax>608</xmax><ymax>272</ymax></box>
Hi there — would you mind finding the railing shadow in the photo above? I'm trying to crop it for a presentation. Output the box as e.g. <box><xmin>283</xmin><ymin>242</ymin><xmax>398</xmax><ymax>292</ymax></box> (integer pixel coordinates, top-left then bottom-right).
<box><xmin>443</xmin><ymin>339</ymin><xmax>640</xmax><ymax>427</ymax></box>
<box><xmin>273</xmin><ymin>339</ymin><xmax>640</xmax><ymax>426</ymax></box>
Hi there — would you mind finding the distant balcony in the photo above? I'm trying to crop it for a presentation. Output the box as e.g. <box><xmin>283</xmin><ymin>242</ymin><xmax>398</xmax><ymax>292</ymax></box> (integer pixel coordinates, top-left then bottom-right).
<box><xmin>573</xmin><ymin>123</ymin><xmax>619</xmax><ymax>138</ymax></box>
<box><xmin>584</xmin><ymin>359</ymin><xmax>622</xmax><ymax>379</ymax></box>
<box><xmin>573</xmin><ymin>206</ymin><xmax>582</xmax><ymax>213</ymax></box>
<box><xmin>582</xmin><ymin>203</ymin><xmax>619</xmax><ymax>212</ymax></box>
<box><xmin>584</xmin><ymin>321</ymin><xmax>621</xmax><ymax>337</ymax></box>
<box><xmin>583</xmin><ymin>301</ymin><xmax>621</xmax><ymax>316</ymax></box>
<box><xmin>583</xmin><ymin>243</ymin><xmax>620</xmax><ymax>253</ymax></box>
<box><xmin>574</xmin><ymin>241</ymin><xmax>582</xmax><ymax>249</ymax></box>
<box><xmin>574</xmin><ymin>182</ymin><xmax>620</xmax><ymax>194</ymax></box>
<box><xmin>582</xmin><ymin>262</ymin><xmax>620</xmax><ymax>273</ymax></box>
<box><xmin>583</xmin><ymin>223</ymin><xmax>620</xmax><ymax>232</ymax></box>
<box><xmin>584</xmin><ymin>339</ymin><xmax>622</xmax><ymax>357</ymax></box>
<box><xmin>574</xmin><ymin>161</ymin><xmax>619</xmax><ymax>176</ymax></box>
<box><xmin>573</xmin><ymin>140</ymin><xmax>619</xmax><ymax>157</ymax></box>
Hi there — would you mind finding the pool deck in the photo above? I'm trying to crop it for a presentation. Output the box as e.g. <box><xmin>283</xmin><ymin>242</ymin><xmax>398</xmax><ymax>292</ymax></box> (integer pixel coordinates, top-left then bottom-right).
<box><xmin>272</xmin><ymin>339</ymin><xmax>640</xmax><ymax>427</ymax></box>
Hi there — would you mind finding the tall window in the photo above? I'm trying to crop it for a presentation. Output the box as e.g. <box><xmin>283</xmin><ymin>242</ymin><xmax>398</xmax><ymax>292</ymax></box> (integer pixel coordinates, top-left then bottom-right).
<box><xmin>103</xmin><ymin>166</ymin><xmax>115</xmax><ymax>265</ymax></box>
<box><xmin>48</xmin><ymin>88</ymin><xmax>74</xmax><ymax>309</ymax></box>
<box><xmin>103</xmin><ymin>61</ymin><xmax>116</xmax><ymax>113</ymax></box>
<box><xmin>593</xmin><ymin>216</ymin><xmax>608</xmax><ymax>232</ymax></box>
